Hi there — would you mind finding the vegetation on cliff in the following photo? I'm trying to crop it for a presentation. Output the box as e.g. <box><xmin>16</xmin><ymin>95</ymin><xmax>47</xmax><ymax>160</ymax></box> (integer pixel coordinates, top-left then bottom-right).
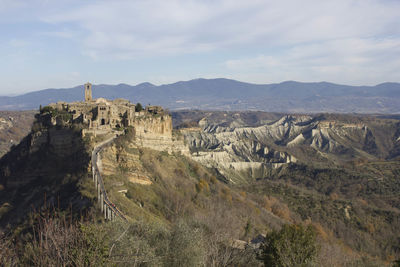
<box><xmin>0</xmin><ymin>110</ymin><xmax>399</xmax><ymax>266</ymax></box>
<box><xmin>178</xmin><ymin>111</ymin><xmax>400</xmax><ymax>265</ymax></box>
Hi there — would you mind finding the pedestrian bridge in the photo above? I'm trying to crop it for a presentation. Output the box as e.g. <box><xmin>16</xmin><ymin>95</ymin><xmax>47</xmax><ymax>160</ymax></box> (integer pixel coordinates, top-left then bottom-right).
<box><xmin>91</xmin><ymin>134</ymin><xmax>127</xmax><ymax>221</ymax></box>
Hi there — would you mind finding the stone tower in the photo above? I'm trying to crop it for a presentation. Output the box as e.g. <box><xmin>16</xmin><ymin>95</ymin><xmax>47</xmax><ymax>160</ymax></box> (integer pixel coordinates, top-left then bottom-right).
<box><xmin>84</xmin><ymin>82</ymin><xmax>92</xmax><ymax>102</ymax></box>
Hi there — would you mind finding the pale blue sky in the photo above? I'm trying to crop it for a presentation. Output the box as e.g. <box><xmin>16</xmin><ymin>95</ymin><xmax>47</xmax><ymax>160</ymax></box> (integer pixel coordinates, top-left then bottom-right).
<box><xmin>1</xmin><ymin>0</ymin><xmax>400</xmax><ymax>95</ymax></box>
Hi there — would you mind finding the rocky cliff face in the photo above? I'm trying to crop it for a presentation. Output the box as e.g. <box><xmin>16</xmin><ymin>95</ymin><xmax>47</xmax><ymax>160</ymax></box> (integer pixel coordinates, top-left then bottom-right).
<box><xmin>134</xmin><ymin>114</ymin><xmax>189</xmax><ymax>155</ymax></box>
<box><xmin>0</xmin><ymin>110</ymin><xmax>187</xmax><ymax>229</ymax></box>
<box><xmin>183</xmin><ymin>114</ymin><xmax>400</xmax><ymax>183</ymax></box>
<box><xmin>100</xmin><ymin>142</ymin><xmax>153</xmax><ymax>186</ymax></box>
<box><xmin>0</xmin><ymin>121</ymin><xmax>91</xmax><ymax>228</ymax></box>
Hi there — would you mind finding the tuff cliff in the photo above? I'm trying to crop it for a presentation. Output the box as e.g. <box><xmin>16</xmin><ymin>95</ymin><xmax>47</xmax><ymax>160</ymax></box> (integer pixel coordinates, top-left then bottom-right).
<box><xmin>98</xmin><ymin>114</ymin><xmax>189</xmax><ymax>187</ymax></box>
<box><xmin>133</xmin><ymin>113</ymin><xmax>189</xmax><ymax>155</ymax></box>
<box><xmin>0</xmin><ymin>104</ymin><xmax>190</xmax><ymax>228</ymax></box>
<box><xmin>0</xmin><ymin>120</ymin><xmax>92</xmax><ymax>228</ymax></box>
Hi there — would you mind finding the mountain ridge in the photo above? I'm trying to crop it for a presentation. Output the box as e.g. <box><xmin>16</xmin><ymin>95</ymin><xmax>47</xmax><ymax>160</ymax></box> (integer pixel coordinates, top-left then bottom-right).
<box><xmin>1</xmin><ymin>78</ymin><xmax>400</xmax><ymax>113</ymax></box>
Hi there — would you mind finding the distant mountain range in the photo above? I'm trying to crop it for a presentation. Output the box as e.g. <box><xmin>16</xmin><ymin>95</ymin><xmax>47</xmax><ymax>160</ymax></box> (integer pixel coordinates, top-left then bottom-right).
<box><xmin>1</xmin><ymin>78</ymin><xmax>400</xmax><ymax>113</ymax></box>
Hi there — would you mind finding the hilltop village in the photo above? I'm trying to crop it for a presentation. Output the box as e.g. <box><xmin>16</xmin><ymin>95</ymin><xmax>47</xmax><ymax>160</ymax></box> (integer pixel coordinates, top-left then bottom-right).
<box><xmin>47</xmin><ymin>82</ymin><xmax>165</xmax><ymax>130</ymax></box>
<box><xmin>40</xmin><ymin>82</ymin><xmax>187</xmax><ymax>154</ymax></box>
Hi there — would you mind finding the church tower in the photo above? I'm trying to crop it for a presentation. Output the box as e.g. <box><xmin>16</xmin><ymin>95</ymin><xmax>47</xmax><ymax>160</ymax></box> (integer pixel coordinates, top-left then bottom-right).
<box><xmin>84</xmin><ymin>82</ymin><xmax>92</xmax><ymax>102</ymax></box>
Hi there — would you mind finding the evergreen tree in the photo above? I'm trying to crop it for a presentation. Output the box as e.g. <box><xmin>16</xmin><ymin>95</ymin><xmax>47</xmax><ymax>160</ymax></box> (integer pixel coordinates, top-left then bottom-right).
<box><xmin>135</xmin><ymin>102</ymin><xmax>143</xmax><ymax>112</ymax></box>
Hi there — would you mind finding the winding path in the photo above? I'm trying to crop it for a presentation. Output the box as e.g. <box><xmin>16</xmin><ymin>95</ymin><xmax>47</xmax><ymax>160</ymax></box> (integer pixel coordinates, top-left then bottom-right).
<box><xmin>91</xmin><ymin>133</ymin><xmax>127</xmax><ymax>221</ymax></box>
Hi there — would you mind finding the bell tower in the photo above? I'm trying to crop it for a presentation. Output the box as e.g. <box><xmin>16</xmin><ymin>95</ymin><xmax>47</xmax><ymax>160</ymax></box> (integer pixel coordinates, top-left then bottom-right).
<box><xmin>84</xmin><ymin>82</ymin><xmax>92</xmax><ymax>102</ymax></box>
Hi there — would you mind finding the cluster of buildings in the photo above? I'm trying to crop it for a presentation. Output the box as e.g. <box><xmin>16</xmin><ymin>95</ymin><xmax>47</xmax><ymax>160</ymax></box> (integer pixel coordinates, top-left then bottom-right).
<box><xmin>48</xmin><ymin>82</ymin><xmax>164</xmax><ymax>130</ymax></box>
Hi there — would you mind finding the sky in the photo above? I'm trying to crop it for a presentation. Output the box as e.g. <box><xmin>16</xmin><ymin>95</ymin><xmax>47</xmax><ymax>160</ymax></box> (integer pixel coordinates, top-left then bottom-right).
<box><xmin>1</xmin><ymin>0</ymin><xmax>400</xmax><ymax>95</ymax></box>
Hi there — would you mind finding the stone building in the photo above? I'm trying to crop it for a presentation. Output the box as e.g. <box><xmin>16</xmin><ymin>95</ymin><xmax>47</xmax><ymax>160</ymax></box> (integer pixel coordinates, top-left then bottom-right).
<box><xmin>44</xmin><ymin>82</ymin><xmax>188</xmax><ymax>155</ymax></box>
<box><xmin>48</xmin><ymin>82</ymin><xmax>165</xmax><ymax>130</ymax></box>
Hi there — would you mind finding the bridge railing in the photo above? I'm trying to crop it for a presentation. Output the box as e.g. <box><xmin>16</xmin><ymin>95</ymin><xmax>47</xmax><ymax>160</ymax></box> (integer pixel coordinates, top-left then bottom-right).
<box><xmin>92</xmin><ymin>137</ymin><xmax>127</xmax><ymax>221</ymax></box>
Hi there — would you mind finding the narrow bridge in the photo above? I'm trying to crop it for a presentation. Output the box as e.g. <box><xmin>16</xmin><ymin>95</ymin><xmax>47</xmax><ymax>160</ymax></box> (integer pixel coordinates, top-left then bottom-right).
<box><xmin>92</xmin><ymin>134</ymin><xmax>127</xmax><ymax>221</ymax></box>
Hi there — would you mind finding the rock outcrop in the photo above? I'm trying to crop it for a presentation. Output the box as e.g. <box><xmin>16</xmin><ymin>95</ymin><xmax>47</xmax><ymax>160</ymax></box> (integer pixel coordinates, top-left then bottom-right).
<box><xmin>101</xmin><ymin>143</ymin><xmax>153</xmax><ymax>186</ymax></box>
<box><xmin>134</xmin><ymin>114</ymin><xmax>189</xmax><ymax>155</ymax></box>
<box><xmin>182</xmin><ymin>114</ymin><xmax>399</xmax><ymax>183</ymax></box>
<box><xmin>0</xmin><ymin>123</ymin><xmax>91</xmax><ymax>228</ymax></box>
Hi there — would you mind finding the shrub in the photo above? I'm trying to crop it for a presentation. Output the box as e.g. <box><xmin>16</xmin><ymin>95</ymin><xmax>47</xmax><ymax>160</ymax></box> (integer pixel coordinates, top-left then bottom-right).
<box><xmin>260</xmin><ymin>224</ymin><xmax>318</xmax><ymax>267</ymax></box>
<box><xmin>21</xmin><ymin>215</ymin><xmax>110</xmax><ymax>266</ymax></box>
<box><xmin>40</xmin><ymin>105</ymin><xmax>72</xmax><ymax>123</ymax></box>
<box><xmin>167</xmin><ymin>221</ymin><xmax>205</xmax><ymax>266</ymax></box>
<box><xmin>40</xmin><ymin>105</ymin><xmax>55</xmax><ymax>114</ymax></box>
<box><xmin>196</xmin><ymin>179</ymin><xmax>210</xmax><ymax>193</ymax></box>
<box><xmin>271</xmin><ymin>202</ymin><xmax>291</xmax><ymax>222</ymax></box>
<box><xmin>0</xmin><ymin>233</ymin><xmax>17</xmax><ymax>266</ymax></box>
<box><xmin>135</xmin><ymin>103</ymin><xmax>143</xmax><ymax>112</ymax></box>
<box><xmin>220</xmin><ymin>187</ymin><xmax>233</xmax><ymax>203</ymax></box>
<box><xmin>108</xmin><ymin>220</ymin><xmax>168</xmax><ymax>266</ymax></box>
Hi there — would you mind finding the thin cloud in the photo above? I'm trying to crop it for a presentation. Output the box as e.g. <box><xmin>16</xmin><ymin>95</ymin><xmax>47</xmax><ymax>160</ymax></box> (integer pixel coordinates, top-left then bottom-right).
<box><xmin>224</xmin><ymin>37</ymin><xmax>400</xmax><ymax>85</ymax></box>
<box><xmin>37</xmin><ymin>0</ymin><xmax>400</xmax><ymax>61</ymax></box>
<box><xmin>0</xmin><ymin>0</ymin><xmax>399</xmax><ymax>94</ymax></box>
